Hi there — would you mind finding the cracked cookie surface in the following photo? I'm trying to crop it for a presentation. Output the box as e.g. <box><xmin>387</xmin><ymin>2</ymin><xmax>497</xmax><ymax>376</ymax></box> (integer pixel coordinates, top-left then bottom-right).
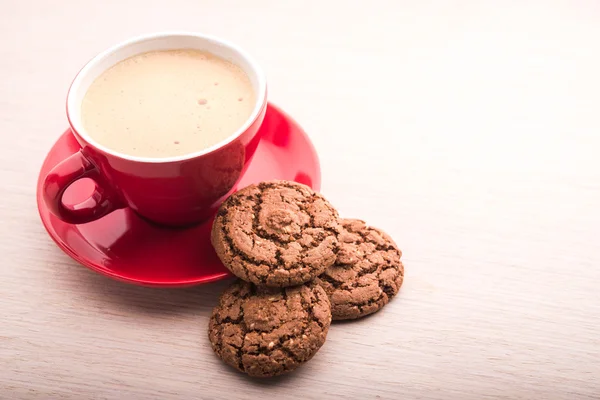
<box><xmin>211</xmin><ymin>180</ymin><xmax>339</xmax><ymax>287</ymax></box>
<box><xmin>315</xmin><ymin>219</ymin><xmax>404</xmax><ymax>320</ymax></box>
<box><xmin>208</xmin><ymin>279</ymin><xmax>332</xmax><ymax>378</ymax></box>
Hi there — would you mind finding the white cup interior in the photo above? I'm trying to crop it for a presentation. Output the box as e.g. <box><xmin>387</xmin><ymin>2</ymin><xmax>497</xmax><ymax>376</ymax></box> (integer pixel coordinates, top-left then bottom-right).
<box><xmin>67</xmin><ymin>32</ymin><xmax>267</xmax><ymax>163</ymax></box>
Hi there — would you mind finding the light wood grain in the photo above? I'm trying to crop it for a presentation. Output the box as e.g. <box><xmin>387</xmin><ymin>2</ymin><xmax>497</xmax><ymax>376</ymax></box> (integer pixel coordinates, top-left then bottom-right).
<box><xmin>2</xmin><ymin>0</ymin><xmax>600</xmax><ymax>399</ymax></box>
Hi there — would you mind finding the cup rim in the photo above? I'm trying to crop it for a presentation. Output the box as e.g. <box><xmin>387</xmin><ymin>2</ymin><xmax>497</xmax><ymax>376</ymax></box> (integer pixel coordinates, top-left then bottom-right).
<box><xmin>66</xmin><ymin>31</ymin><xmax>267</xmax><ymax>164</ymax></box>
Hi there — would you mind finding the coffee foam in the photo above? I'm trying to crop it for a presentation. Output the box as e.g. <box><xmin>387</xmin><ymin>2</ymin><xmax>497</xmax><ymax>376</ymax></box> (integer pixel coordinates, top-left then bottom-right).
<box><xmin>81</xmin><ymin>49</ymin><xmax>255</xmax><ymax>158</ymax></box>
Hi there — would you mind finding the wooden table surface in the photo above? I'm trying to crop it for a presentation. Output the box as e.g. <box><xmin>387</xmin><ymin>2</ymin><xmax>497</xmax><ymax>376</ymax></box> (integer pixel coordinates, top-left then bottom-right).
<box><xmin>2</xmin><ymin>1</ymin><xmax>600</xmax><ymax>399</ymax></box>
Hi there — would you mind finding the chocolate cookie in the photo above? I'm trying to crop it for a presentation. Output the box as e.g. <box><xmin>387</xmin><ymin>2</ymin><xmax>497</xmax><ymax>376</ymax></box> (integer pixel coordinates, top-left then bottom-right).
<box><xmin>208</xmin><ymin>279</ymin><xmax>332</xmax><ymax>378</ymax></box>
<box><xmin>211</xmin><ymin>180</ymin><xmax>339</xmax><ymax>287</ymax></box>
<box><xmin>315</xmin><ymin>219</ymin><xmax>404</xmax><ymax>320</ymax></box>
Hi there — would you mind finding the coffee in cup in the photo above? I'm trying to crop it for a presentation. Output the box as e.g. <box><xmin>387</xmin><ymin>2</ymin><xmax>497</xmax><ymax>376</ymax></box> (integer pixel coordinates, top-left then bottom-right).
<box><xmin>81</xmin><ymin>49</ymin><xmax>255</xmax><ymax>158</ymax></box>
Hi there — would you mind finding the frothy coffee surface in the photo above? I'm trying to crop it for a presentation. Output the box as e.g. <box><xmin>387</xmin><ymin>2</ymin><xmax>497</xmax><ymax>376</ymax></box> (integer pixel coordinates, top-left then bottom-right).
<box><xmin>81</xmin><ymin>49</ymin><xmax>255</xmax><ymax>158</ymax></box>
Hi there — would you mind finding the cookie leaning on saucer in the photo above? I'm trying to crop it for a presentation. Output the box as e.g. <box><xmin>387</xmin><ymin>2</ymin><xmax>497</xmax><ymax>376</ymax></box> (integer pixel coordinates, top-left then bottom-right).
<box><xmin>208</xmin><ymin>279</ymin><xmax>332</xmax><ymax>378</ymax></box>
<box><xmin>211</xmin><ymin>180</ymin><xmax>339</xmax><ymax>287</ymax></box>
<box><xmin>314</xmin><ymin>218</ymin><xmax>404</xmax><ymax>320</ymax></box>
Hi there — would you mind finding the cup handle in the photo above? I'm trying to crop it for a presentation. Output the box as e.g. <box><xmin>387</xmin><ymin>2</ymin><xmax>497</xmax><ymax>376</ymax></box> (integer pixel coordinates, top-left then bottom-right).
<box><xmin>43</xmin><ymin>150</ymin><xmax>123</xmax><ymax>224</ymax></box>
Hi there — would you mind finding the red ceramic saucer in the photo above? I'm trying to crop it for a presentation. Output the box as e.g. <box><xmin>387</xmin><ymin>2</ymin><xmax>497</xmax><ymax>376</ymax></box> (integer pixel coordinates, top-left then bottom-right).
<box><xmin>36</xmin><ymin>103</ymin><xmax>321</xmax><ymax>287</ymax></box>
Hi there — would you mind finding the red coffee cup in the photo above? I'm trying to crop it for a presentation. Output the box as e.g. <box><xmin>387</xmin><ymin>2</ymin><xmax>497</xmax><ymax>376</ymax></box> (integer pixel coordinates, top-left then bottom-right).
<box><xmin>43</xmin><ymin>32</ymin><xmax>267</xmax><ymax>226</ymax></box>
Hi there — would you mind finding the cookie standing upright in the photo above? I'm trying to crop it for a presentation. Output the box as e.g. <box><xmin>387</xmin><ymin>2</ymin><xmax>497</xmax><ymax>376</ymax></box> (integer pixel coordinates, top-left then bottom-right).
<box><xmin>208</xmin><ymin>279</ymin><xmax>332</xmax><ymax>378</ymax></box>
<box><xmin>315</xmin><ymin>218</ymin><xmax>404</xmax><ymax>320</ymax></box>
<box><xmin>211</xmin><ymin>180</ymin><xmax>339</xmax><ymax>287</ymax></box>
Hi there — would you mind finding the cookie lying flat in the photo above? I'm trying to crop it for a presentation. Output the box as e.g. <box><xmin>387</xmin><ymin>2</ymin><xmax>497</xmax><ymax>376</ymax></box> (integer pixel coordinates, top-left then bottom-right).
<box><xmin>211</xmin><ymin>180</ymin><xmax>339</xmax><ymax>287</ymax></box>
<box><xmin>208</xmin><ymin>280</ymin><xmax>332</xmax><ymax>378</ymax></box>
<box><xmin>315</xmin><ymin>219</ymin><xmax>404</xmax><ymax>320</ymax></box>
